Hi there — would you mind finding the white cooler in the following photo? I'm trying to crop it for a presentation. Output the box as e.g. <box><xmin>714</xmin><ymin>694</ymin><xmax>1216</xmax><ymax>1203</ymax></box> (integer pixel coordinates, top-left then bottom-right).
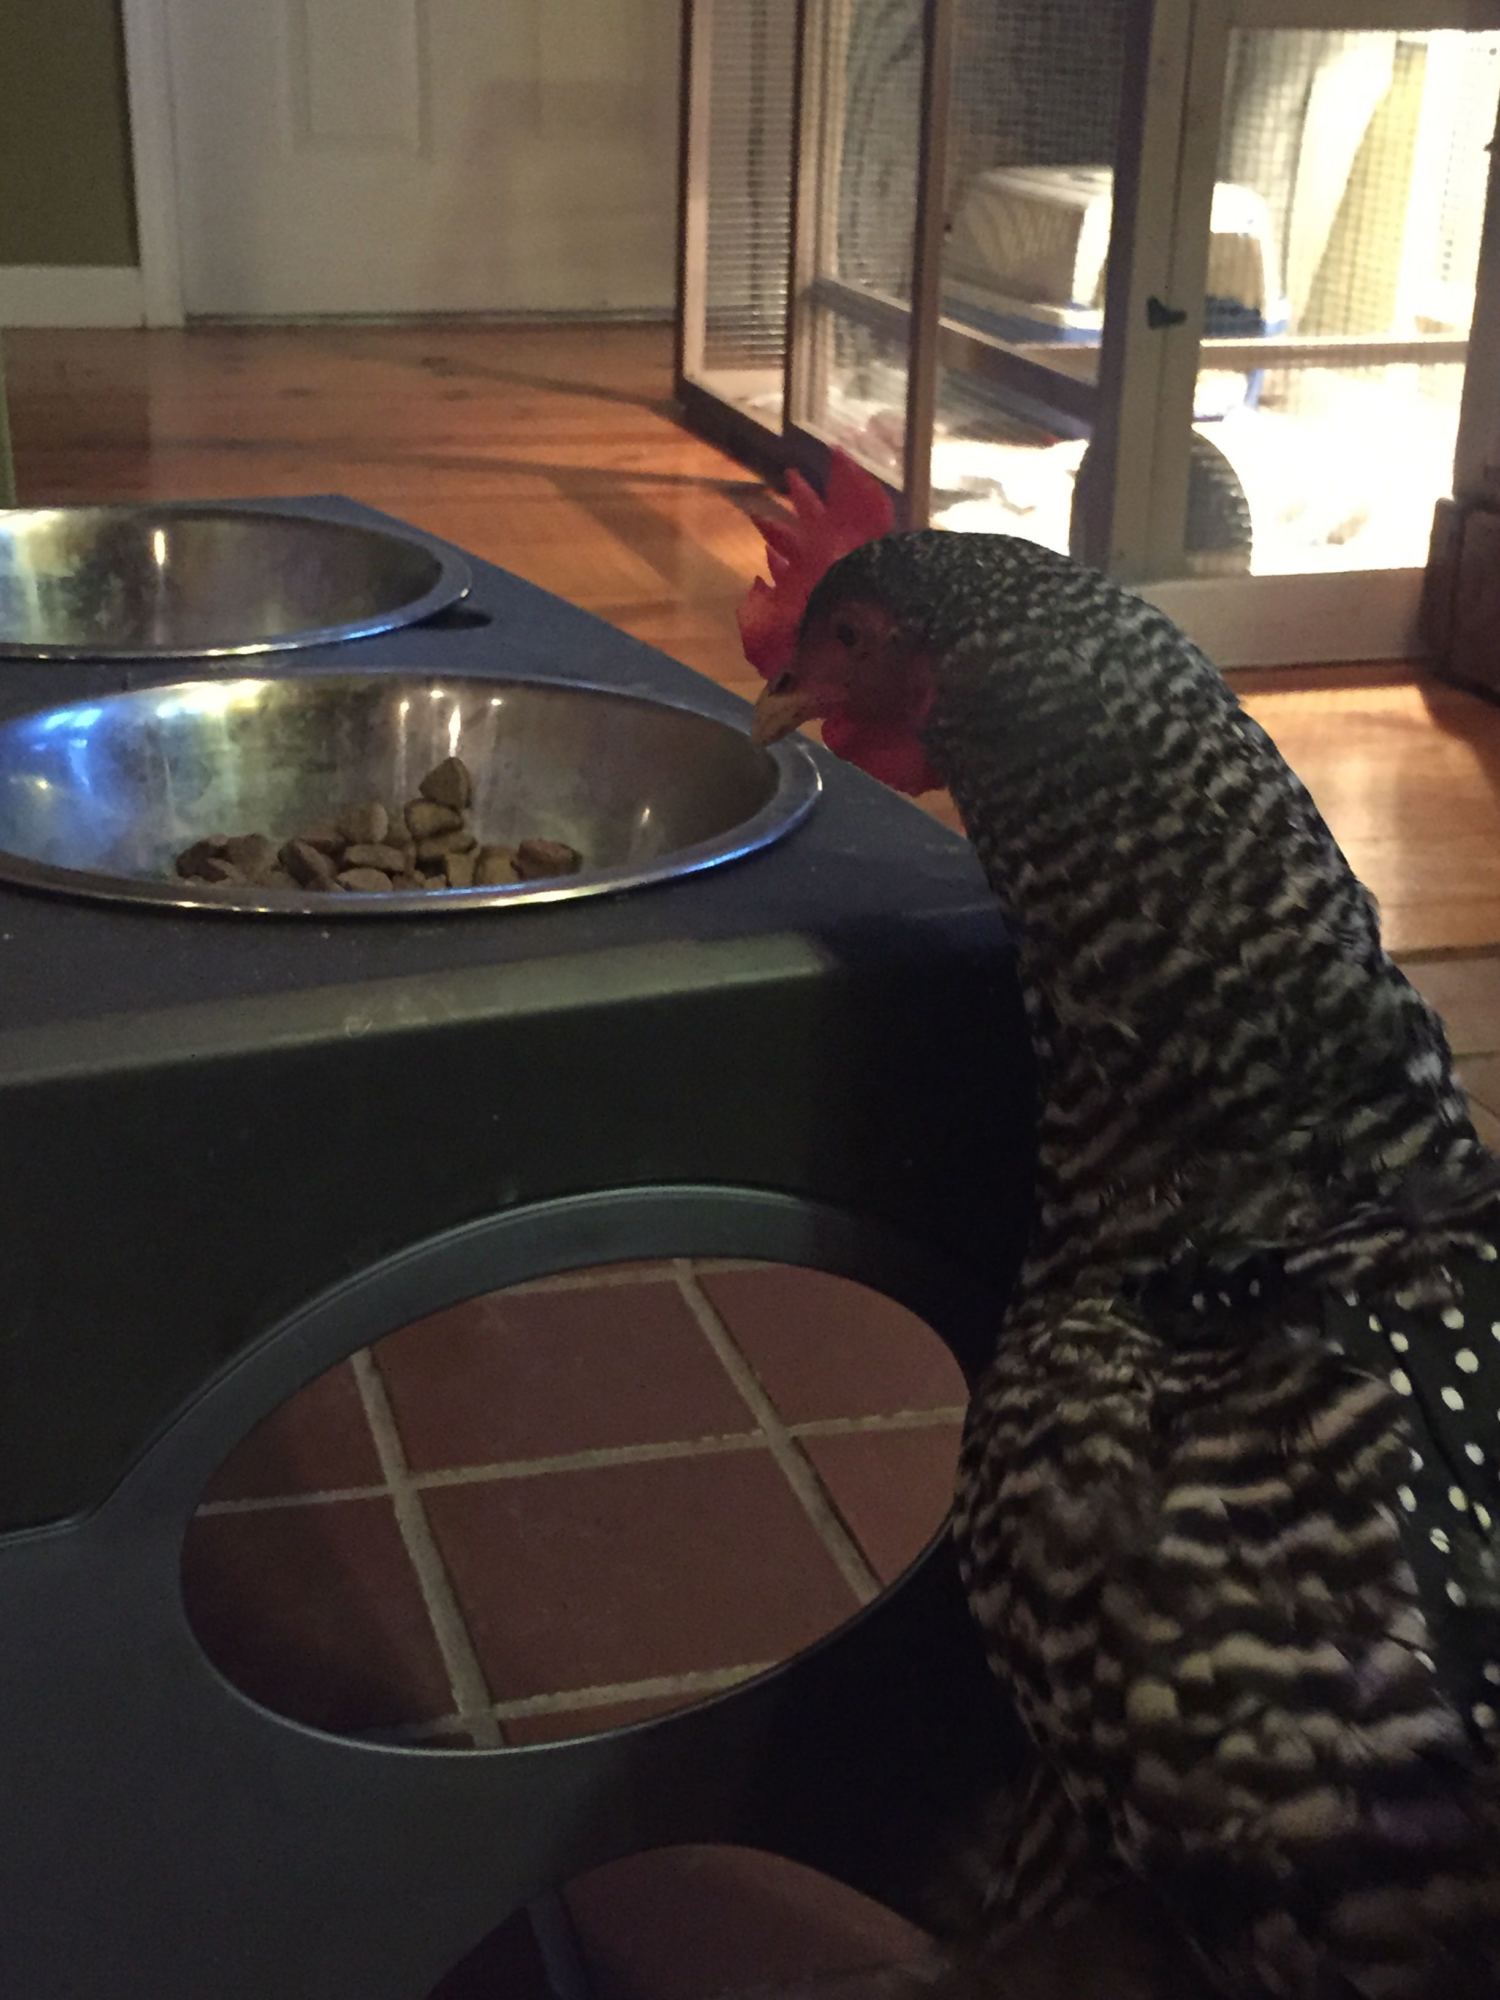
<box><xmin>944</xmin><ymin>164</ymin><xmax>1288</xmax><ymax>426</ymax></box>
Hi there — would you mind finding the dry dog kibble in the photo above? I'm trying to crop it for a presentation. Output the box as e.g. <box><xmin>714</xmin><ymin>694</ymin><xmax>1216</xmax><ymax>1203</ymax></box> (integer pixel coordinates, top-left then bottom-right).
<box><xmin>171</xmin><ymin>755</ymin><xmax>585</xmax><ymax>897</ymax></box>
<box><xmin>514</xmin><ymin>838</ymin><xmax>582</xmax><ymax>880</ymax></box>
<box><xmin>198</xmin><ymin>856</ymin><xmax>245</xmax><ymax>884</ymax></box>
<box><xmin>337</xmin><ymin>800</ymin><xmax>388</xmax><ymax>846</ymax></box>
<box><xmin>343</xmin><ymin>842</ymin><xmax>409</xmax><ymax>875</ymax></box>
<box><xmin>474</xmin><ymin>845</ymin><xmax>518</xmax><ymax>887</ymax></box>
<box><xmin>281</xmin><ymin>838</ymin><xmax>338</xmax><ymax>888</ymax></box>
<box><xmin>224</xmin><ymin>832</ymin><xmax>279</xmax><ymax>881</ymax></box>
<box><xmin>420</xmin><ymin>756</ymin><xmax>472</xmax><ymax>812</ymax></box>
<box><xmin>416</xmin><ymin>827</ymin><xmax>477</xmax><ymax>864</ymax></box>
<box><xmin>175</xmin><ymin>835</ymin><xmax>229</xmax><ymax>879</ymax></box>
<box><xmin>405</xmin><ymin>799</ymin><xmax>463</xmax><ymax>841</ymax></box>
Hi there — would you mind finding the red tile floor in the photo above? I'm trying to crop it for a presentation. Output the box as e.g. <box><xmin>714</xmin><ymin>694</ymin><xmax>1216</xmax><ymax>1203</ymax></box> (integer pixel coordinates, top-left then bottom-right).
<box><xmin>174</xmin><ymin>949</ymin><xmax>1500</xmax><ymax>1999</ymax></box>
<box><xmin>181</xmin><ymin>1261</ymin><xmax>964</xmax><ymax>1997</ymax></box>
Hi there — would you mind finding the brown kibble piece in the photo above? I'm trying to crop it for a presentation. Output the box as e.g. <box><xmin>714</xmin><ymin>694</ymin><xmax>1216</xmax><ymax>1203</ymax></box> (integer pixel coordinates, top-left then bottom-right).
<box><xmin>474</xmin><ymin>845</ymin><xmax>519</xmax><ymax>886</ymax></box>
<box><xmin>420</xmin><ymin>756</ymin><xmax>473</xmax><ymax>812</ymax></box>
<box><xmin>416</xmin><ymin>827</ymin><xmax>477</xmax><ymax>863</ymax></box>
<box><xmin>224</xmin><ymin>832</ymin><xmax>279</xmax><ymax>880</ymax></box>
<box><xmin>168</xmin><ymin>768</ymin><xmax>587</xmax><ymax>900</ymax></box>
<box><xmin>514</xmin><ymin>838</ymin><xmax>583</xmax><ymax>880</ymax></box>
<box><xmin>343</xmin><ymin>842</ymin><xmax>408</xmax><ymax>874</ymax></box>
<box><xmin>405</xmin><ymin>799</ymin><xmax>463</xmax><ymax>840</ymax></box>
<box><xmin>337</xmin><ymin>800</ymin><xmax>388</xmax><ymax>845</ymax></box>
<box><xmin>281</xmin><ymin>838</ymin><xmax>338</xmax><ymax>887</ymax></box>
<box><xmin>175</xmin><ymin>835</ymin><xmax>230</xmax><ymax>879</ymax></box>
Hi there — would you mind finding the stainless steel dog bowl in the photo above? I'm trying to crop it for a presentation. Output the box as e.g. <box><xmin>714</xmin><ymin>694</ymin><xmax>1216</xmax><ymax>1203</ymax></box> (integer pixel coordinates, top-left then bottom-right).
<box><xmin>0</xmin><ymin>672</ymin><xmax>820</xmax><ymax>915</ymax></box>
<box><xmin>0</xmin><ymin>506</ymin><xmax>469</xmax><ymax>659</ymax></box>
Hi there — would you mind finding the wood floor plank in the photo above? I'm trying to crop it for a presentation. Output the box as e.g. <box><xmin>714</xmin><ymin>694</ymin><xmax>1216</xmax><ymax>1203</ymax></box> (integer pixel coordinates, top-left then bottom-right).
<box><xmin>8</xmin><ymin>321</ymin><xmax>1500</xmax><ymax>953</ymax></box>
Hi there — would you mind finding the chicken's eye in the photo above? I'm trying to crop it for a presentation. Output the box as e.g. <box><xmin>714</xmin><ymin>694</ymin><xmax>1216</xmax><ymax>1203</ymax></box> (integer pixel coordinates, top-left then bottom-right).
<box><xmin>769</xmin><ymin>670</ymin><xmax>796</xmax><ymax>695</ymax></box>
<box><xmin>833</xmin><ymin>622</ymin><xmax>859</xmax><ymax>650</ymax></box>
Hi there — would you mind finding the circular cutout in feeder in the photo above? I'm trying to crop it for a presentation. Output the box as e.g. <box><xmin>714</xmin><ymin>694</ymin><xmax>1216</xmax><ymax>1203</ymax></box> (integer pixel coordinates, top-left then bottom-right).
<box><xmin>181</xmin><ymin>1261</ymin><xmax>965</xmax><ymax>1746</ymax></box>
<box><xmin>0</xmin><ymin>672</ymin><xmax>821</xmax><ymax>915</ymax></box>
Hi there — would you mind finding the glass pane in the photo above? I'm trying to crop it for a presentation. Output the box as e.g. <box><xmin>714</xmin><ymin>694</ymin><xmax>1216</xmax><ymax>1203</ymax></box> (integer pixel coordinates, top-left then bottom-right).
<box><xmin>696</xmin><ymin>0</ymin><xmax>799</xmax><ymax>426</ymax></box>
<box><xmin>1181</xmin><ymin>28</ymin><xmax>1500</xmax><ymax>575</ymax></box>
<box><xmin>931</xmin><ymin>374</ymin><xmax>1086</xmax><ymax>552</ymax></box>
<box><xmin>799</xmin><ymin>305</ymin><xmax>912</xmax><ymax>481</ymax></box>
<box><xmin>795</xmin><ymin>0</ymin><xmax>924</xmax><ymax>477</ymax></box>
<box><xmin>933</xmin><ymin>0</ymin><xmax>1129</xmax><ymax>544</ymax></box>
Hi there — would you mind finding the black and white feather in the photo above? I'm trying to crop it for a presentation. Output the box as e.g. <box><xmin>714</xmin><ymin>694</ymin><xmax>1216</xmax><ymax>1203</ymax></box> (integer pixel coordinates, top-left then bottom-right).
<box><xmin>803</xmin><ymin>532</ymin><xmax>1500</xmax><ymax>1998</ymax></box>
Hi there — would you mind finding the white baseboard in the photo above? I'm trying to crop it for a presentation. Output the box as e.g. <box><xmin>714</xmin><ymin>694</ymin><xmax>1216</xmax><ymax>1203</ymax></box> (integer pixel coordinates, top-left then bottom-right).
<box><xmin>0</xmin><ymin>265</ymin><xmax>146</xmax><ymax>329</ymax></box>
<box><xmin>1138</xmin><ymin>569</ymin><xmax>1425</xmax><ymax>668</ymax></box>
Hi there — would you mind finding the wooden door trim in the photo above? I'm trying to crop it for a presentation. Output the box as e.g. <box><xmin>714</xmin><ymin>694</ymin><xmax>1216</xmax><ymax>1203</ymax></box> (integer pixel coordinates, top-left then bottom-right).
<box><xmin>121</xmin><ymin>0</ymin><xmax>186</xmax><ymax>327</ymax></box>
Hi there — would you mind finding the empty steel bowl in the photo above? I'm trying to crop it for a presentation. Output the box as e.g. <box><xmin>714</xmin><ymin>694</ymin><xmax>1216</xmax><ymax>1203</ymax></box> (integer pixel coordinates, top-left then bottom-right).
<box><xmin>0</xmin><ymin>672</ymin><xmax>821</xmax><ymax>915</ymax></box>
<box><xmin>0</xmin><ymin>505</ymin><xmax>470</xmax><ymax>658</ymax></box>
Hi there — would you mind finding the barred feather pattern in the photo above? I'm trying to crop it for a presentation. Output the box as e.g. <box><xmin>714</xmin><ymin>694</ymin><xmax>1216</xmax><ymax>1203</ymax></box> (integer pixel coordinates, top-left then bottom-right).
<box><xmin>802</xmin><ymin>533</ymin><xmax>1500</xmax><ymax>1996</ymax></box>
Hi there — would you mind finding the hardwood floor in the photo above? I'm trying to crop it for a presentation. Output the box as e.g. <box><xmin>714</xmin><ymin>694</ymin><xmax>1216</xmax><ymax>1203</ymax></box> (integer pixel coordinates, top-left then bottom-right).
<box><xmin>7</xmin><ymin>321</ymin><xmax>769</xmax><ymax>695</ymax></box>
<box><xmin>8</xmin><ymin>320</ymin><xmax>1500</xmax><ymax>958</ymax></box>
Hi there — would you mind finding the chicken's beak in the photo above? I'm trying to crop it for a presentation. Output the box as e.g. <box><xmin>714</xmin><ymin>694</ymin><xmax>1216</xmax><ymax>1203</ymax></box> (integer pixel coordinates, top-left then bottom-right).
<box><xmin>751</xmin><ymin>679</ymin><xmax>820</xmax><ymax>746</ymax></box>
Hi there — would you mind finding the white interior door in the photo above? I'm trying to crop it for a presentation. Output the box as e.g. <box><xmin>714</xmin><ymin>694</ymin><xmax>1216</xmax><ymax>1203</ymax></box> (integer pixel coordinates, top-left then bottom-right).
<box><xmin>166</xmin><ymin>0</ymin><xmax>681</xmax><ymax>316</ymax></box>
<box><xmin>1133</xmin><ymin>0</ymin><xmax>1500</xmax><ymax>664</ymax></box>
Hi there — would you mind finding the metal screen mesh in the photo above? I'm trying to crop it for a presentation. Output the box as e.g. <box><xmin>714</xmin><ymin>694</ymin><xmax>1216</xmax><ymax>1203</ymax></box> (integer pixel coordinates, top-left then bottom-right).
<box><xmin>795</xmin><ymin>0</ymin><xmax>923</xmax><ymax>477</ymax></box>
<box><xmin>699</xmin><ymin>0</ymin><xmax>799</xmax><ymax>416</ymax></box>
<box><xmin>1424</xmin><ymin>34</ymin><xmax>1500</xmax><ymax>320</ymax></box>
<box><xmin>946</xmin><ymin>0</ymin><xmax>1129</xmax><ymax>209</ymax></box>
<box><xmin>826</xmin><ymin>0</ymin><xmax>925</xmax><ymax>298</ymax></box>
<box><xmin>1186</xmin><ymin>27</ymin><xmax>1500</xmax><ymax>573</ymax></box>
<box><xmin>933</xmin><ymin>0</ymin><xmax>1128</xmax><ymax>546</ymax></box>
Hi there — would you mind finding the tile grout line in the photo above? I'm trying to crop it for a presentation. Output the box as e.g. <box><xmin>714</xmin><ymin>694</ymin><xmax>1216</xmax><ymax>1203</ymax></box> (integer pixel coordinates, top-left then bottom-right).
<box><xmin>350</xmin><ymin>1349</ymin><xmax>504</xmax><ymax>1750</ymax></box>
<box><xmin>490</xmin><ymin>1660</ymin><xmax>773</xmax><ymax>1722</ymax></box>
<box><xmin>410</xmin><ymin>1431</ymin><xmax>766</xmax><ymax>1485</ymax></box>
<box><xmin>672</xmin><ymin>1260</ymin><xmax>884</xmax><ymax>1608</ymax></box>
<box><xmin>198</xmin><ymin>1480</ymin><xmax>394</xmax><ymax>1515</ymax></box>
<box><xmin>195</xmin><ymin>1410</ymin><xmax>966</xmax><ymax>1517</ymax></box>
<box><xmin>503</xmin><ymin>1263</ymin><xmax>677</xmax><ymax>1296</ymax></box>
<box><xmin>791</xmin><ymin>1408</ymin><xmax>967</xmax><ymax>1438</ymax></box>
<box><xmin>362</xmin><ymin>1661</ymin><xmax>777</xmax><ymax>1744</ymax></box>
<box><xmin>504</xmin><ymin>1256</ymin><xmax>775</xmax><ymax>1296</ymax></box>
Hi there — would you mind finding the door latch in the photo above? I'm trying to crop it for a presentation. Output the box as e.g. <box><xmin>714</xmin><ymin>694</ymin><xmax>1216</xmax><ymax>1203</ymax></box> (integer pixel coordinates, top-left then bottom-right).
<box><xmin>1146</xmin><ymin>296</ymin><xmax>1188</xmax><ymax>329</ymax></box>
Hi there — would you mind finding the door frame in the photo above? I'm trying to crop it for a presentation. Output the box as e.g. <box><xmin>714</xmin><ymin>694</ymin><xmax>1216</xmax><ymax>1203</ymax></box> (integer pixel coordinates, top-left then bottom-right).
<box><xmin>783</xmin><ymin>0</ymin><xmax>1114</xmax><ymax>520</ymax></box>
<box><xmin>1140</xmin><ymin>0</ymin><xmax>1500</xmax><ymax>663</ymax></box>
<box><xmin>121</xmin><ymin>0</ymin><xmax>186</xmax><ymax>326</ymax></box>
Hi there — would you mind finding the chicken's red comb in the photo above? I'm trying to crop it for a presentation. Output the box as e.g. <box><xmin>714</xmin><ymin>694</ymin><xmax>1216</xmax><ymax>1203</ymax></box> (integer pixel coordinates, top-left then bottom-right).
<box><xmin>737</xmin><ymin>450</ymin><xmax>896</xmax><ymax>681</ymax></box>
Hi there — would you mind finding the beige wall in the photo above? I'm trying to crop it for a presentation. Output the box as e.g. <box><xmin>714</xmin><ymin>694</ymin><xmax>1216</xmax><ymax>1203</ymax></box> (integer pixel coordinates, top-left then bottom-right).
<box><xmin>0</xmin><ymin>0</ymin><xmax>138</xmax><ymax>266</ymax></box>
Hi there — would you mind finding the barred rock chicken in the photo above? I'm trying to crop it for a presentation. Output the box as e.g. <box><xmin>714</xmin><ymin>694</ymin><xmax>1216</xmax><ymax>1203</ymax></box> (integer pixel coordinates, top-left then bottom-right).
<box><xmin>742</xmin><ymin>454</ymin><xmax>1500</xmax><ymax>1998</ymax></box>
